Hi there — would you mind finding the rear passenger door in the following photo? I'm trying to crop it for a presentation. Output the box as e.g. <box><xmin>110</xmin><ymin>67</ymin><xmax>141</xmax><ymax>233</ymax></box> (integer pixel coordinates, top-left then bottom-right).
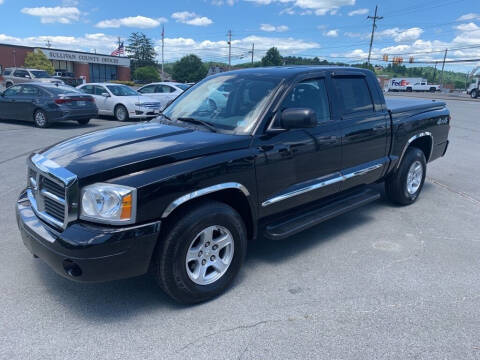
<box><xmin>331</xmin><ymin>72</ymin><xmax>389</xmax><ymax>190</ymax></box>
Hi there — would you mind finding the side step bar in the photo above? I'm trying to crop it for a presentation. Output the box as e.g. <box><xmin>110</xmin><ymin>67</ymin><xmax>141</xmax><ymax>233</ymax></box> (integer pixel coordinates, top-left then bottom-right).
<box><xmin>263</xmin><ymin>188</ymin><xmax>380</xmax><ymax>240</ymax></box>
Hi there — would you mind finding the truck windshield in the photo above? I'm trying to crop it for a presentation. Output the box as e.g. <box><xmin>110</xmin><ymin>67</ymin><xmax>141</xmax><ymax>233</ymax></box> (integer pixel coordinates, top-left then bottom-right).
<box><xmin>162</xmin><ymin>74</ymin><xmax>281</xmax><ymax>134</ymax></box>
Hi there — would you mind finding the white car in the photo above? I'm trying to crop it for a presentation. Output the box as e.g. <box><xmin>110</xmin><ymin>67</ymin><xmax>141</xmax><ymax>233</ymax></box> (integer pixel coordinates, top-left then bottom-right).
<box><xmin>76</xmin><ymin>83</ymin><xmax>162</xmax><ymax>121</ymax></box>
<box><xmin>137</xmin><ymin>82</ymin><xmax>191</xmax><ymax>110</ymax></box>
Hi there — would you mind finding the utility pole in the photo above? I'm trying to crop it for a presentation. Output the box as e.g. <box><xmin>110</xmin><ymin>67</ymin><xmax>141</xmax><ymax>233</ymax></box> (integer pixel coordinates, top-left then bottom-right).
<box><xmin>367</xmin><ymin>5</ymin><xmax>383</xmax><ymax>65</ymax></box>
<box><xmin>227</xmin><ymin>30</ymin><xmax>232</xmax><ymax>70</ymax></box>
<box><xmin>161</xmin><ymin>25</ymin><xmax>165</xmax><ymax>80</ymax></box>
<box><xmin>433</xmin><ymin>61</ymin><xmax>438</xmax><ymax>82</ymax></box>
<box><xmin>45</xmin><ymin>40</ymin><xmax>52</xmax><ymax>48</ymax></box>
<box><xmin>440</xmin><ymin>49</ymin><xmax>448</xmax><ymax>90</ymax></box>
<box><xmin>251</xmin><ymin>43</ymin><xmax>254</xmax><ymax>65</ymax></box>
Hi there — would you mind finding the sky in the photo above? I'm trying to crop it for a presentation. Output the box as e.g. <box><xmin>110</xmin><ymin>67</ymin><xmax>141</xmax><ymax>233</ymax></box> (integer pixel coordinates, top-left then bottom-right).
<box><xmin>0</xmin><ymin>0</ymin><xmax>479</xmax><ymax>73</ymax></box>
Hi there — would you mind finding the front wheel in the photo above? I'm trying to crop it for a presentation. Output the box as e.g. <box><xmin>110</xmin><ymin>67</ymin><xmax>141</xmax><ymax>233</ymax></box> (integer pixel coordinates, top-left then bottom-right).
<box><xmin>471</xmin><ymin>89</ymin><xmax>478</xmax><ymax>99</ymax></box>
<box><xmin>33</xmin><ymin>110</ymin><xmax>49</xmax><ymax>128</ymax></box>
<box><xmin>114</xmin><ymin>105</ymin><xmax>129</xmax><ymax>121</ymax></box>
<box><xmin>385</xmin><ymin>147</ymin><xmax>426</xmax><ymax>205</ymax></box>
<box><xmin>153</xmin><ymin>201</ymin><xmax>247</xmax><ymax>304</ymax></box>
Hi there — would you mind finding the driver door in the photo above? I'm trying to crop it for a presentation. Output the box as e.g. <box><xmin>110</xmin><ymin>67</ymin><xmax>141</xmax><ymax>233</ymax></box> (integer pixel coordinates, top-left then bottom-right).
<box><xmin>255</xmin><ymin>75</ymin><xmax>342</xmax><ymax>217</ymax></box>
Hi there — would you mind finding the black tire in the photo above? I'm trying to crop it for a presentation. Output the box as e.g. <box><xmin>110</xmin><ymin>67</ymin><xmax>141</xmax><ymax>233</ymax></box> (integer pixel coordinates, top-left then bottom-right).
<box><xmin>114</xmin><ymin>104</ymin><xmax>129</xmax><ymax>121</ymax></box>
<box><xmin>77</xmin><ymin>118</ymin><xmax>90</xmax><ymax>125</ymax></box>
<box><xmin>5</xmin><ymin>82</ymin><xmax>13</xmax><ymax>88</ymax></box>
<box><xmin>385</xmin><ymin>147</ymin><xmax>426</xmax><ymax>205</ymax></box>
<box><xmin>406</xmin><ymin>87</ymin><xmax>413</xmax><ymax>92</ymax></box>
<box><xmin>153</xmin><ymin>201</ymin><xmax>247</xmax><ymax>304</ymax></box>
<box><xmin>471</xmin><ymin>89</ymin><xmax>478</xmax><ymax>99</ymax></box>
<box><xmin>429</xmin><ymin>87</ymin><xmax>436</xmax><ymax>93</ymax></box>
<box><xmin>33</xmin><ymin>109</ymin><xmax>50</xmax><ymax>128</ymax></box>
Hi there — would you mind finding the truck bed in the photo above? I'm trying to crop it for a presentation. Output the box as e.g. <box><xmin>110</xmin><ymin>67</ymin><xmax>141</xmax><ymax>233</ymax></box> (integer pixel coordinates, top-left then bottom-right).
<box><xmin>386</xmin><ymin>97</ymin><xmax>446</xmax><ymax>119</ymax></box>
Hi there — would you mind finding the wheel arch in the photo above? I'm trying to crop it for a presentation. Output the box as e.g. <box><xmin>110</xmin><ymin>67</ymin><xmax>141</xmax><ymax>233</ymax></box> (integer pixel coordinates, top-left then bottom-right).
<box><xmin>161</xmin><ymin>183</ymin><xmax>256</xmax><ymax>241</ymax></box>
<box><xmin>397</xmin><ymin>132</ymin><xmax>433</xmax><ymax>169</ymax></box>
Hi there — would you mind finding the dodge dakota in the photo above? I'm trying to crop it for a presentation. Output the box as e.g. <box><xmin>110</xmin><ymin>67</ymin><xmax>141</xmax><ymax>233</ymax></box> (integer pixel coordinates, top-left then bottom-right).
<box><xmin>16</xmin><ymin>67</ymin><xmax>450</xmax><ymax>303</ymax></box>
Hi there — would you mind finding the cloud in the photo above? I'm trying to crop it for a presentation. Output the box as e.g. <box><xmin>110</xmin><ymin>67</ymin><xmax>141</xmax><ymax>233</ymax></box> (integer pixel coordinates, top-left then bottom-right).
<box><xmin>244</xmin><ymin>0</ymin><xmax>355</xmax><ymax>16</ymax></box>
<box><xmin>377</xmin><ymin>27</ymin><xmax>423</xmax><ymax>42</ymax></box>
<box><xmin>455</xmin><ymin>22</ymin><xmax>480</xmax><ymax>32</ymax></box>
<box><xmin>260</xmin><ymin>24</ymin><xmax>289</xmax><ymax>32</ymax></box>
<box><xmin>20</xmin><ymin>6</ymin><xmax>81</xmax><ymax>24</ymax></box>
<box><xmin>96</xmin><ymin>16</ymin><xmax>167</xmax><ymax>28</ymax></box>
<box><xmin>348</xmin><ymin>8</ymin><xmax>368</xmax><ymax>16</ymax></box>
<box><xmin>212</xmin><ymin>0</ymin><xmax>236</xmax><ymax>5</ymax></box>
<box><xmin>457</xmin><ymin>13</ymin><xmax>480</xmax><ymax>21</ymax></box>
<box><xmin>323</xmin><ymin>29</ymin><xmax>339</xmax><ymax>37</ymax></box>
<box><xmin>171</xmin><ymin>11</ymin><xmax>213</xmax><ymax>26</ymax></box>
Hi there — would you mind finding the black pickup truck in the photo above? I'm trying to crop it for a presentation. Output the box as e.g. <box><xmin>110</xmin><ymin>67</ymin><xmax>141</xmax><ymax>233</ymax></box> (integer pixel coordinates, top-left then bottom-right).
<box><xmin>16</xmin><ymin>67</ymin><xmax>450</xmax><ymax>303</ymax></box>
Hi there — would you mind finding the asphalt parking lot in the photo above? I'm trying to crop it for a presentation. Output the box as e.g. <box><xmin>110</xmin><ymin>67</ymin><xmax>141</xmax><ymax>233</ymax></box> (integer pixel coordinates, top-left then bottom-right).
<box><xmin>0</xmin><ymin>98</ymin><xmax>479</xmax><ymax>360</ymax></box>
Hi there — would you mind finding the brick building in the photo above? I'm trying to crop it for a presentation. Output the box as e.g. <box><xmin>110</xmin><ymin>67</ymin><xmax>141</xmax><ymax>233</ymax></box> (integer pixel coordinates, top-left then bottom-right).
<box><xmin>0</xmin><ymin>43</ymin><xmax>130</xmax><ymax>82</ymax></box>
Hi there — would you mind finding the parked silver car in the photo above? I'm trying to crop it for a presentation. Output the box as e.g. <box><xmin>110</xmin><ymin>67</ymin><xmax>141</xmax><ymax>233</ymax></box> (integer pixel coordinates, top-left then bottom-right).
<box><xmin>137</xmin><ymin>82</ymin><xmax>191</xmax><ymax>109</ymax></box>
<box><xmin>1</xmin><ymin>68</ymin><xmax>64</xmax><ymax>88</ymax></box>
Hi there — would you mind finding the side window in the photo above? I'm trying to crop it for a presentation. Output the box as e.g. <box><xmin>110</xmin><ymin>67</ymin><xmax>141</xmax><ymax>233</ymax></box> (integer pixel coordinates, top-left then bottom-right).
<box><xmin>334</xmin><ymin>77</ymin><xmax>374</xmax><ymax>115</ymax></box>
<box><xmin>94</xmin><ymin>86</ymin><xmax>107</xmax><ymax>95</ymax></box>
<box><xmin>3</xmin><ymin>70</ymin><xmax>11</xmax><ymax>76</ymax></box>
<box><xmin>20</xmin><ymin>85</ymin><xmax>39</xmax><ymax>96</ymax></box>
<box><xmin>279</xmin><ymin>78</ymin><xmax>331</xmax><ymax>124</ymax></box>
<box><xmin>3</xmin><ymin>85</ymin><xmax>22</xmax><ymax>96</ymax></box>
<box><xmin>14</xmin><ymin>70</ymin><xmax>29</xmax><ymax>78</ymax></box>
<box><xmin>167</xmin><ymin>86</ymin><xmax>176</xmax><ymax>93</ymax></box>
<box><xmin>139</xmin><ymin>85</ymin><xmax>155</xmax><ymax>94</ymax></box>
<box><xmin>80</xmin><ymin>85</ymin><xmax>94</xmax><ymax>94</ymax></box>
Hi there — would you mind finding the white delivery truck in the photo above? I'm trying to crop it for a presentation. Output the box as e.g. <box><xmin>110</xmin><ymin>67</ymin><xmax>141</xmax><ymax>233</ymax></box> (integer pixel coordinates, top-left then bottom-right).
<box><xmin>384</xmin><ymin>78</ymin><xmax>423</xmax><ymax>92</ymax></box>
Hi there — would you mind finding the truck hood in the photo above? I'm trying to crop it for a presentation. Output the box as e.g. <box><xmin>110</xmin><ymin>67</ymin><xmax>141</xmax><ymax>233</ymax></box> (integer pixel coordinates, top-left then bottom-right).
<box><xmin>40</xmin><ymin>122</ymin><xmax>251</xmax><ymax>182</ymax></box>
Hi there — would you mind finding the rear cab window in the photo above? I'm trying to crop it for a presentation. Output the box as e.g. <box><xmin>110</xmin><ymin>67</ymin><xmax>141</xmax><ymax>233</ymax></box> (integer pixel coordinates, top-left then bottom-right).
<box><xmin>333</xmin><ymin>77</ymin><xmax>374</xmax><ymax>115</ymax></box>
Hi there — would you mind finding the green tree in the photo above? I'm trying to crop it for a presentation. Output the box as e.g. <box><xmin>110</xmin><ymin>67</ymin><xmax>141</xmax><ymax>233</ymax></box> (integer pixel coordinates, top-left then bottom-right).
<box><xmin>172</xmin><ymin>55</ymin><xmax>207</xmax><ymax>83</ymax></box>
<box><xmin>261</xmin><ymin>47</ymin><xmax>283</xmax><ymax>67</ymax></box>
<box><xmin>126</xmin><ymin>32</ymin><xmax>157</xmax><ymax>73</ymax></box>
<box><xmin>24</xmin><ymin>50</ymin><xmax>55</xmax><ymax>75</ymax></box>
<box><xmin>133</xmin><ymin>66</ymin><xmax>161</xmax><ymax>83</ymax></box>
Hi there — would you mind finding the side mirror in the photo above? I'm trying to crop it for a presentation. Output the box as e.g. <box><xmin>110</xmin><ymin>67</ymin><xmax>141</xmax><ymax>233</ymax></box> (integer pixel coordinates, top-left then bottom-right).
<box><xmin>25</xmin><ymin>75</ymin><xmax>31</xmax><ymax>79</ymax></box>
<box><xmin>101</xmin><ymin>92</ymin><xmax>110</xmax><ymax>97</ymax></box>
<box><xmin>280</xmin><ymin>108</ymin><xmax>317</xmax><ymax>129</ymax></box>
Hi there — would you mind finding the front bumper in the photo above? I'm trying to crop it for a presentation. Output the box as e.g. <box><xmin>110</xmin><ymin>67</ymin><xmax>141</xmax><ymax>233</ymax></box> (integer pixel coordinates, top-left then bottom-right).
<box><xmin>131</xmin><ymin>106</ymin><xmax>161</xmax><ymax>118</ymax></box>
<box><xmin>16</xmin><ymin>190</ymin><xmax>161</xmax><ymax>282</ymax></box>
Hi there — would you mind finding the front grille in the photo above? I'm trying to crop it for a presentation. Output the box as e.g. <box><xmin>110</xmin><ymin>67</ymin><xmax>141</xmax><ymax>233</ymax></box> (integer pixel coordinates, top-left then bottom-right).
<box><xmin>42</xmin><ymin>177</ymin><xmax>65</xmax><ymax>198</ymax></box>
<box><xmin>142</xmin><ymin>103</ymin><xmax>161</xmax><ymax>109</ymax></box>
<box><xmin>27</xmin><ymin>153</ymin><xmax>78</xmax><ymax>229</ymax></box>
<box><xmin>44</xmin><ymin>196</ymin><xmax>65</xmax><ymax>222</ymax></box>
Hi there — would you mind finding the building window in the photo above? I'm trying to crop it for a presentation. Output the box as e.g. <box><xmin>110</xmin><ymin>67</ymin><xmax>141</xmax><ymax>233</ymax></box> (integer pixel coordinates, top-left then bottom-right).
<box><xmin>51</xmin><ymin>60</ymin><xmax>73</xmax><ymax>73</ymax></box>
<box><xmin>89</xmin><ymin>64</ymin><xmax>117</xmax><ymax>82</ymax></box>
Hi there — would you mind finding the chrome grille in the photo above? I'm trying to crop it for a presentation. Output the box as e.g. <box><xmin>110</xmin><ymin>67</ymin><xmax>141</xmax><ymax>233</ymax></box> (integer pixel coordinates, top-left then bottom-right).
<box><xmin>42</xmin><ymin>177</ymin><xmax>65</xmax><ymax>198</ymax></box>
<box><xmin>27</xmin><ymin>153</ymin><xmax>78</xmax><ymax>229</ymax></box>
<box><xmin>142</xmin><ymin>102</ymin><xmax>161</xmax><ymax>108</ymax></box>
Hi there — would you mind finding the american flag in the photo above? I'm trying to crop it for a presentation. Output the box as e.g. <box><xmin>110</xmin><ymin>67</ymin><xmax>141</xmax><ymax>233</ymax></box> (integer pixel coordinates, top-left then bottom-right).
<box><xmin>111</xmin><ymin>42</ymin><xmax>125</xmax><ymax>56</ymax></box>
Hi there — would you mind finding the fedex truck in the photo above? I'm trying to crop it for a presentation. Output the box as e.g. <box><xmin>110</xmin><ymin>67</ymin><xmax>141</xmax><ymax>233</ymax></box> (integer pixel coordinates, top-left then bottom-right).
<box><xmin>384</xmin><ymin>78</ymin><xmax>423</xmax><ymax>92</ymax></box>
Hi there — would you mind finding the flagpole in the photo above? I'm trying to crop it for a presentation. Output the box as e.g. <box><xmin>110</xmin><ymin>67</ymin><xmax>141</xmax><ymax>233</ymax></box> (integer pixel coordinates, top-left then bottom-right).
<box><xmin>161</xmin><ymin>25</ymin><xmax>165</xmax><ymax>81</ymax></box>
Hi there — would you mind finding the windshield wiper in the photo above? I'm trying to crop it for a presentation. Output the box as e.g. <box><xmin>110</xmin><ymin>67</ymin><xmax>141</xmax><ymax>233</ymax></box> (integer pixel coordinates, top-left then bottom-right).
<box><xmin>176</xmin><ymin>117</ymin><xmax>217</xmax><ymax>133</ymax></box>
<box><xmin>159</xmin><ymin>113</ymin><xmax>172</xmax><ymax>121</ymax></box>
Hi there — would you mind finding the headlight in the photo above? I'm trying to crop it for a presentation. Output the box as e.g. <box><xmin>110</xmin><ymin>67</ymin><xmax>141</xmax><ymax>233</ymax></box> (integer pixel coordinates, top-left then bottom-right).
<box><xmin>80</xmin><ymin>183</ymin><xmax>136</xmax><ymax>225</ymax></box>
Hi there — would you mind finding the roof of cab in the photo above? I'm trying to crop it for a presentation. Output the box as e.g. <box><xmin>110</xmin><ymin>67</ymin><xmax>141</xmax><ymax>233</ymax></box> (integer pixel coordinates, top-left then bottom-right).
<box><xmin>213</xmin><ymin>66</ymin><xmax>373</xmax><ymax>79</ymax></box>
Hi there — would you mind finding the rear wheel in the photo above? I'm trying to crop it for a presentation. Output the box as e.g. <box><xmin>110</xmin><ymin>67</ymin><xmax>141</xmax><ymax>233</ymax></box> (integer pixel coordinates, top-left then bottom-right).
<box><xmin>114</xmin><ymin>104</ymin><xmax>129</xmax><ymax>121</ymax></box>
<box><xmin>429</xmin><ymin>87</ymin><xmax>436</xmax><ymax>93</ymax></box>
<box><xmin>77</xmin><ymin>118</ymin><xmax>90</xmax><ymax>125</ymax></box>
<box><xmin>5</xmin><ymin>82</ymin><xmax>13</xmax><ymax>88</ymax></box>
<box><xmin>386</xmin><ymin>147</ymin><xmax>426</xmax><ymax>205</ymax></box>
<box><xmin>153</xmin><ymin>201</ymin><xmax>247</xmax><ymax>304</ymax></box>
<box><xmin>406</xmin><ymin>87</ymin><xmax>413</xmax><ymax>92</ymax></box>
<box><xmin>33</xmin><ymin>110</ymin><xmax>49</xmax><ymax>128</ymax></box>
<box><xmin>471</xmin><ymin>89</ymin><xmax>478</xmax><ymax>99</ymax></box>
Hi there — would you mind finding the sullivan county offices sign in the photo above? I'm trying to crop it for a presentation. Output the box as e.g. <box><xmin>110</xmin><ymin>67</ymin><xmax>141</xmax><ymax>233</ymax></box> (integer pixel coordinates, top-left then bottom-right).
<box><xmin>38</xmin><ymin>48</ymin><xmax>130</xmax><ymax>67</ymax></box>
